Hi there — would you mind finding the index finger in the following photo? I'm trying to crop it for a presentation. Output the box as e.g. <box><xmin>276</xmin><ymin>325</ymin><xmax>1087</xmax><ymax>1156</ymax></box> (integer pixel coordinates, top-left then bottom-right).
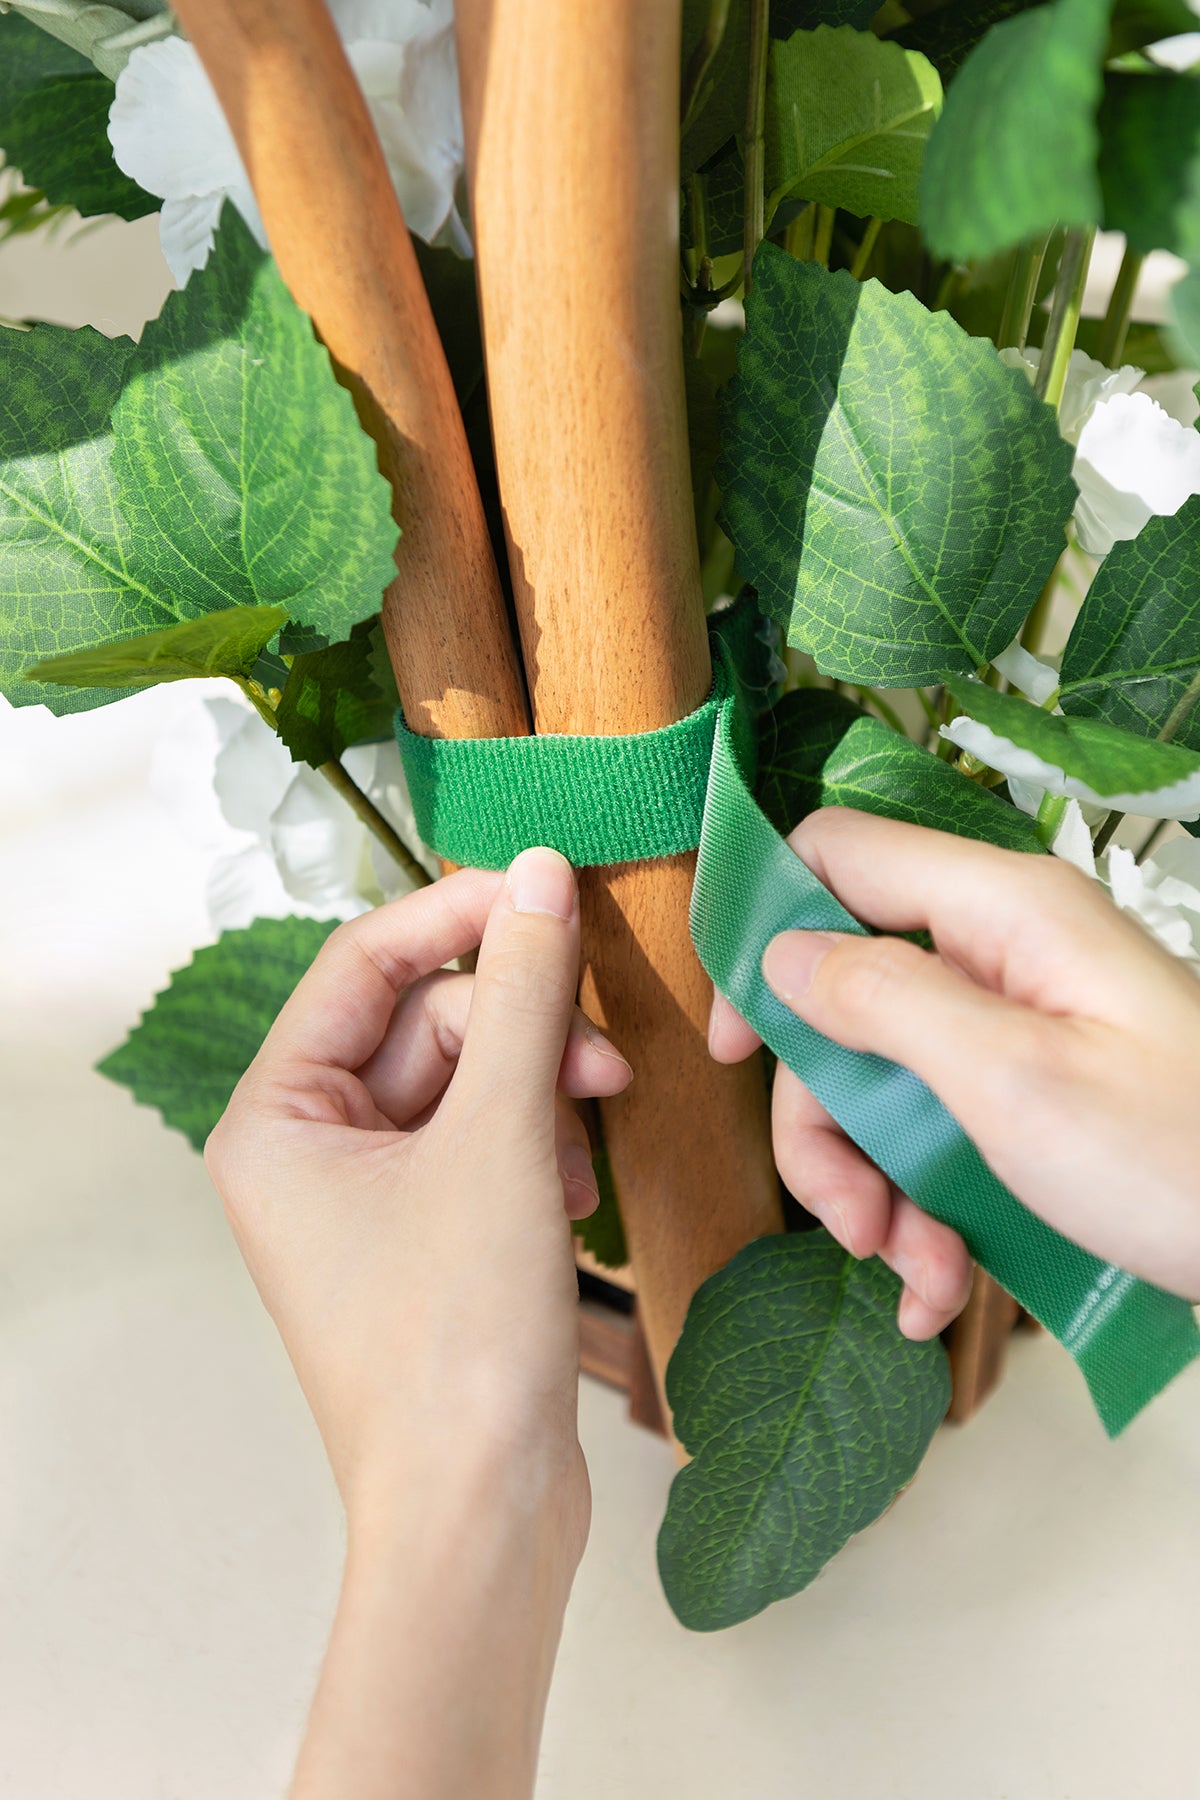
<box><xmin>259</xmin><ymin>867</ymin><xmax>504</xmax><ymax>1074</ymax></box>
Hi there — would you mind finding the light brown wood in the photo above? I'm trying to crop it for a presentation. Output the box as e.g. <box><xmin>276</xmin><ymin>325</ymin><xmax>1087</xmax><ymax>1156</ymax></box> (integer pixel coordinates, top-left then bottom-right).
<box><xmin>170</xmin><ymin>0</ymin><xmax>527</xmax><ymax>743</ymax></box>
<box><xmin>946</xmin><ymin>1269</ymin><xmax>1020</xmax><ymax>1422</ymax></box>
<box><xmin>458</xmin><ymin>0</ymin><xmax>783</xmax><ymax>1409</ymax></box>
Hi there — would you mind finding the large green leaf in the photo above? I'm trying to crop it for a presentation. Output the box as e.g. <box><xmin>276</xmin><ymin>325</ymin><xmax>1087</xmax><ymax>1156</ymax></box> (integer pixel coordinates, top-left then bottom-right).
<box><xmin>766</xmin><ymin>27</ymin><xmax>942</xmax><ymax>227</ymax></box>
<box><xmin>657</xmin><ymin>1232</ymin><xmax>950</xmax><ymax>1631</ymax></box>
<box><xmin>759</xmin><ymin>690</ymin><xmax>1045</xmax><ymax>848</ymax></box>
<box><xmin>1098</xmin><ymin>72</ymin><xmax>1200</xmax><ymax>256</ymax></box>
<box><xmin>720</xmin><ymin>246</ymin><xmax>1076</xmax><ymax>686</ymax></box>
<box><xmin>26</xmin><ymin>603</ymin><xmax>288</xmax><ymax>692</ymax></box>
<box><xmin>919</xmin><ymin>0</ymin><xmax>1110</xmax><ymax>261</ymax></box>
<box><xmin>945</xmin><ymin>675</ymin><xmax>1200</xmax><ymax>815</ymax></box>
<box><xmin>0</xmin><ymin>212</ymin><xmax>398</xmax><ymax>712</ymax></box>
<box><xmin>1058</xmin><ymin>500</ymin><xmax>1200</xmax><ymax>750</ymax></box>
<box><xmin>275</xmin><ymin>619</ymin><xmax>398</xmax><ymax>768</ymax></box>
<box><xmin>0</xmin><ymin>14</ymin><xmax>154</xmax><ymax>220</ymax></box>
<box><xmin>113</xmin><ymin>211</ymin><xmax>398</xmax><ymax>644</ymax></box>
<box><xmin>99</xmin><ymin>916</ymin><xmax>339</xmax><ymax>1151</ymax></box>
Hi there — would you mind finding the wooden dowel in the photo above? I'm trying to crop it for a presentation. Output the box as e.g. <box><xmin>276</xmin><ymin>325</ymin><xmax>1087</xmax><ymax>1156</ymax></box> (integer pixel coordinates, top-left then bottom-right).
<box><xmin>458</xmin><ymin>0</ymin><xmax>783</xmax><ymax>1405</ymax></box>
<box><xmin>170</xmin><ymin>0</ymin><xmax>527</xmax><ymax>743</ymax></box>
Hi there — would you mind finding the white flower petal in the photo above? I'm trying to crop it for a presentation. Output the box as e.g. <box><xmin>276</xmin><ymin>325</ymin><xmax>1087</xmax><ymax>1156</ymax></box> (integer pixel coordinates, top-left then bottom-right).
<box><xmin>157</xmin><ymin>193</ymin><xmax>223</xmax><ymax>284</ymax></box>
<box><xmin>368</xmin><ymin>14</ymin><xmax>466</xmax><ymax>246</ymax></box>
<box><xmin>1073</xmin><ymin>390</ymin><xmax>1200</xmax><ymax>557</ymax></box>
<box><xmin>269</xmin><ymin>770</ymin><xmax>368</xmax><ymax>913</ymax></box>
<box><xmin>999</xmin><ymin>345</ymin><xmax>1143</xmax><ymax>445</ymax></box>
<box><xmin>1149</xmin><ymin>32</ymin><xmax>1200</xmax><ymax>71</ymax></box>
<box><xmin>1006</xmin><ymin>774</ymin><xmax>1046</xmax><ymax>818</ymax></box>
<box><xmin>109</xmin><ymin>38</ymin><xmax>247</xmax><ymax>201</ymax></box>
<box><xmin>1103</xmin><ymin>845</ymin><xmax>1199</xmax><ymax>960</ymax></box>
<box><xmin>210</xmin><ymin>705</ymin><xmax>295</xmax><ymax>835</ymax></box>
<box><xmin>1050</xmin><ymin>799</ymin><xmax>1096</xmax><ymax>874</ymax></box>
<box><xmin>939</xmin><ymin>715</ymin><xmax>1200</xmax><ymax>819</ymax></box>
<box><xmin>991</xmin><ymin>639</ymin><xmax>1059</xmax><ymax>705</ymax></box>
<box><xmin>329</xmin><ymin>0</ymin><xmax>440</xmax><ymax>40</ymax></box>
<box><xmin>207</xmin><ymin>842</ymin><xmax>299</xmax><ymax>932</ymax></box>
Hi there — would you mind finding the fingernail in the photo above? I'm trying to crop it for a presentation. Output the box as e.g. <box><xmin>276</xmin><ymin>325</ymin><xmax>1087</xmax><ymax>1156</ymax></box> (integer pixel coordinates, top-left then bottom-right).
<box><xmin>584</xmin><ymin>1022</ymin><xmax>633</xmax><ymax>1079</ymax></box>
<box><xmin>562</xmin><ymin>1142</ymin><xmax>599</xmax><ymax>1197</ymax></box>
<box><xmin>762</xmin><ymin>930</ymin><xmax>837</xmax><ymax>1000</ymax></box>
<box><xmin>508</xmin><ymin>846</ymin><xmax>576</xmax><ymax>921</ymax></box>
<box><xmin>811</xmin><ymin>1195</ymin><xmax>855</xmax><ymax>1257</ymax></box>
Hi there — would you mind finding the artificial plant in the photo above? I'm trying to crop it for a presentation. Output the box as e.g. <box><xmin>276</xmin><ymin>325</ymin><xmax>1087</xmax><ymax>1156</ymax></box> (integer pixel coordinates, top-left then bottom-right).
<box><xmin>3</xmin><ymin>0</ymin><xmax>1200</xmax><ymax>1631</ymax></box>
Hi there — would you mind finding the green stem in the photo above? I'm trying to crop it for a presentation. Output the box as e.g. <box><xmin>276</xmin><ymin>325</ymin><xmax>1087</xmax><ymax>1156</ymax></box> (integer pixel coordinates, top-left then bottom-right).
<box><xmin>680</xmin><ymin>0</ymin><xmax>733</xmax><ymax>138</ymax></box>
<box><xmin>996</xmin><ymin>237</ymin><xmax>1047</xmax><ymax>351</ymax></box>
<box><xmin>237</xmin><ymin>679</ymin><xmax>430</xmax><ymax>888</ymax></box>
<box><xmin>1034</xmin><ymin>227</ymin><xmax>1095</xmax><ymax>410</ymax></box>
<box><xmin>2</xmin><ymin>0</ymin><xmax>174</xmax><ymax>79</ymax></box>
<box><xmin>742</xmin><ymin>0</ymin><xmax>770</xmax><ymax>292</ymax></box>
<box><xmin>783</xmin><ymin>202</ymin><xmax>815</xmax><ymax>261</ymax></box>
<box><xmin>812</xmin><ymin>204</ymin><xmax>835</xmax><ymax>270</ymax></box>
<box><xmin>317</xmin><ymin>758</ymin><xmax>431</xmax><ymax>889</ymax></box>
<box><xmin>849</xmin><ymin>217</ymin><xmax>882</xmax><ymax>281</ymax></box>
<box><xmin>1135</xmin><ymin>817</ymin><xmax>1171</xmax><ymax>861</ymax></box>
<box><xmin>914</xmin><ymin>686</ymin><xmax>941</xmax><ymax>730</ymax></box>
<box><xmin>1035</xmin><ymin>791</ymin><xmax>1068</xmax><ymax>848</ymax></box>
<box><xmin>1094</xmin><ymin>244</ymin><xmax>1143</xmax><ymax>368</ymax></box>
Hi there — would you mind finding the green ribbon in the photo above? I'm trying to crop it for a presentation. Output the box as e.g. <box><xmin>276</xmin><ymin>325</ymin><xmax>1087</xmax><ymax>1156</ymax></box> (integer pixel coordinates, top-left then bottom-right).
<box><xmin>396</xmin><ymin>605</ymin><xmax>1200</xmax><ymax>1434</ymax></box>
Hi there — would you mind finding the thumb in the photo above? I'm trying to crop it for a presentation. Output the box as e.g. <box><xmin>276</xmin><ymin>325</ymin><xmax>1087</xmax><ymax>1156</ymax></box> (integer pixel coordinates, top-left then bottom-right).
<box><xmin>452</xmin><ymin>846</ymin><xmax>581</xmax><ymax>1133</ymax></box>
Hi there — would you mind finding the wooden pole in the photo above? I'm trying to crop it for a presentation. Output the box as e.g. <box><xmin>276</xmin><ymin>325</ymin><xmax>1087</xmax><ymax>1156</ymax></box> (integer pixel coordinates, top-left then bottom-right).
<box><xmin>457</xmin><ymin>0</ymin><xmax>783</xmax><ymax>1402</ymax></box>
<box><xmin>169</xmin><ymin>0</ymin><xmax>528</xmax><ymax>743</ymax></box>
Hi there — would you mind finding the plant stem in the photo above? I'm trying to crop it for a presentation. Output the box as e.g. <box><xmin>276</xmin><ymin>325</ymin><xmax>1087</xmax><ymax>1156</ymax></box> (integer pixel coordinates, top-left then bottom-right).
<box><xmin>1035</xmin><ymin>791</ymin><xmax>1068</xmax><ymax>848</ymax></box>
<box><xmin>812</xmin><ymin>204</ymin><xmax>835</xmax><ymax>270</ymax></box>
<box><xmin>1094</xmin><ymin>244</ymin><xmax>1143</xmax><ymax>368</ymax></box>
<box><xmin>996</xmin><ymin>237</ymin><xmax>1046</xmax><ymax>351</ymax></box>
<box><xmin>1019</xmin><ymin>560</ymin><xmax>1060</xmax><ymax>654</ymax></box>
<box><xmin>783</xmin><ymin>202</ymin><xmax>815</xmax><ymax>260</ymax></box>
<box><xmin>1136</xmin><ymin>817</ymin><xmax>1171</xmax><ymax>861</ymax></box>
<box><xmin>1034</xmin><ymin>226</ymin><xmax>1095</xmax><ymax>410</ymax></box>
<box><xmin>317</xmin><ymin>758</ymin><xmax>431</xmax><ymax>888</ymax></box>
<box><xmin>2</xmin><ymin>0</ymin><xmax>173</xmax><ymax>79</ymax></box>
<box><xmin>680</xmin><ymin>0</ymin><xmax>733</xmax><ymax>137</ymax></box>
<box><xmin>742</xmin><ymin>0</ymin><xmax>770</xmax><ymax>292</ymax></box>
<box><xmin>849</xmin><ymin>217</ymin><xmax>882</xmax><ymax>281</ymax></box>
<box><xmin>237</xmin><ymin>677</ymin><xmax>430</xmax><ymax>887</ymax></box>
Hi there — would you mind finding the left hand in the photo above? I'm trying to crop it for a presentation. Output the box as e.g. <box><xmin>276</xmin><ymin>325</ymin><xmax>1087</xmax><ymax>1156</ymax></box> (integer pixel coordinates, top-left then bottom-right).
<box><xmin>205</xmin><ymin>848</ymin><xmax>632</xmax><ymax>1552</ymax></box>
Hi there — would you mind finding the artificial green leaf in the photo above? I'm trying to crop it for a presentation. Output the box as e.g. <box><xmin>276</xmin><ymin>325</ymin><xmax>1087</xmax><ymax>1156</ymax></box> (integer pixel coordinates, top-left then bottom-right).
<box><xmin>114</xmin><ymin>210</ymin><xmax>399</xmax><ymax>644</ymax></box>
<box><xmin>895</xmin><ymin>0</ymin><xmax>1047</xmax><ymax>82</ymax></box>
<box><xmin>945</xmin><ymin>675</ymin><xmax>1200</xmax><ymax>814</ymax></box>
<box><xmin>99</xmin><ymin>916</ymin><xmax>338</xmax><ymax>1150</ymax></box>
<box><xmin>1</xmin><ymin>217</ymin><xmax>397</xmax><ymax>712</ymax></box>
<box><xmin>1169</xmin><ymin>153</ymin><xmax>1200</xmax><ymax>367</ymax></box>
<box><xmin>766</xmin><ymin>27</ymin><xmax>942</xmax><ymax>227</ymax></box>
<box><xmin>1108</xmin><ymin>0</ymin><xmax>1198</xmax><ymax>52</ymax></box>
<box><xmin>0</xmin><ymin>14</ymin><xmax>154</xmax><ymax>220</ymax></box>
<box><xmin>0</xmin><ymin>322</ymin><xmax>143</xmax><ymax>713</ymax></box>
<box><xmin>572</xmin><ymin>1143</ymin><xmax>629</xmax><ymax>1271</ymax></box>
<box><xmin>758</xmin><ymin>690</ymin><xmax>1045</xmax><ymax>849</ymax></box>
<box><xmin>772</xmin><ymin>0</ymin><xmax>881</xmax><ymax>28</ymax></box>
<box><xmin>657</xmin><ymin>1232</ymin><xmax>950</xmax><ymax>1631</ymax></box>
<box><xmin>682</xmin><ymin>139</ymin><xmax>746</xmax><ymax>260</ymax></box>
<box><xmin>1097</xmin><ymin>72</ymin><xmax>1200</xmax><ymax>256</ymax></box>
<box><xmin>919</xmin><ymin>0</ymin><xmax>1110</xmax><ymax>261</ymax></box>
<box><xmin>1058</xmin><ymin>500</ymin><xmax>1200</xmax><ymax>750</ymax></box>
<box><xmin>680</xmin><ymin>0</ymin><xmax>751</xmax><ymax>179</ymax></box>
<box><xmin>275</xmin><ymin>618</ymin><xmax>398</xmax><ymax>768</ymax></box>
<box><xmin>720</xmin><ymin>246</ymin><xmax>1076</xmax><ymax>686</ymax></box>
<box><xmin>26</xmin><ymin>602</ymin><xmax>288</xmax><ymax>692</ymax></box>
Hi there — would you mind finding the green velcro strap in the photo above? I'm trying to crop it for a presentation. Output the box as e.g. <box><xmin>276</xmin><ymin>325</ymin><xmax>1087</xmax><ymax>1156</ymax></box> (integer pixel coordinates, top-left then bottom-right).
<box><xmin>395</xmin><ymin>665</ymin><xmax>729</xmax><ymax>868</ymax></box>
<box><xmin>396</xmin><ymin>607</ymin><xmax>1200</xmax><ymax>1433</ymax></box>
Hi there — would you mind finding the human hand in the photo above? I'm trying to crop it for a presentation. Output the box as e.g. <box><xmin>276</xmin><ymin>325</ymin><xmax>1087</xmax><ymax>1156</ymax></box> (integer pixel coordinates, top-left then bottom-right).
<box><xmin>709</xmin><ymin>808</ymin><xmax>1200</xmax><ymax>1329</ymax></box>
<box><xmin>205</xmin><ymin>848</ymin><xmax>631</xmax><ymax>1552</ymax></box>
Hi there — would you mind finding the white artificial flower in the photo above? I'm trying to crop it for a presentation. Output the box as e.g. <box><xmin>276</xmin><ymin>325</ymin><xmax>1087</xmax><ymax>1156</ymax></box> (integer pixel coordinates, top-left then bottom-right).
<box><xmin>109</xmin><ymin>0</ymin><xmax>467</xmax><ymax>283</ymax></box>
<box><xmin>1051</xmin><ymin>823</ymin><xmax>1200</xmax><ymax>967</ymax></box>
<box><xmin>151</xmin><ymin>692</ymin><xmax>431</xmax><ymax>934</ymax></box>
<box><xmin>1000</xmin><ymin>346</ymin><xmax>1200</xmax><ymax>557</ymax></box>
<box><xmin>990</xmin><ymin>639</ymin><xmax>1060</xmax><ymax>706</ymax></box>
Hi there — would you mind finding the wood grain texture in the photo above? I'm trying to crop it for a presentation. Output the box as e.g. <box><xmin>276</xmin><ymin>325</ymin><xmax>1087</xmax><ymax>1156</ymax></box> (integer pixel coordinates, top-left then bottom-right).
<box><xmin>458</xmin><ymin>0</ymin><xmax>783</xmax><ymax>1406</ymax></box>
<box><xmin>946</xmin><ymin>1269</ymin><xmax>1020</xmax><ymax>1423</ymax></box>
<box><xmin>170</xmin><ymin>0</ymin><xmax>527</xmax><ymax>742</ymax></box>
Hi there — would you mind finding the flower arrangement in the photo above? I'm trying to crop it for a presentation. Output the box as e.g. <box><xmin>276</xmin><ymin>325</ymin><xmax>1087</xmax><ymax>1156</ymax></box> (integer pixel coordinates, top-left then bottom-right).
<box><xmin>3</xmin><ymin>0</ymin><xmax>1200</xmax><ymax>1631</ymax></box>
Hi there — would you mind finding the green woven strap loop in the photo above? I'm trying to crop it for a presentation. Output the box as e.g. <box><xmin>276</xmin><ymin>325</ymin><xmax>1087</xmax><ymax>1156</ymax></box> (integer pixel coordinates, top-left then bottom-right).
<box><xmin>395</xmin><ymin>608</ymin><xmax>1200</xmax><ymax>1432</ymax></box>
<box><xmin>395</xmin><ymin>661</ymin><xmax>729</xmax><ymax>868</ymax></box>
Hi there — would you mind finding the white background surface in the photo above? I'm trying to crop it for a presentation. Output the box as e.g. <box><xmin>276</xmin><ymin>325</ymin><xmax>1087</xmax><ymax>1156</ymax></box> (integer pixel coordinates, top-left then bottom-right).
<box><xmin>3</xmin><ymin>212</ymin><xmax>1200</xmax><ymax>1800</ymax></box>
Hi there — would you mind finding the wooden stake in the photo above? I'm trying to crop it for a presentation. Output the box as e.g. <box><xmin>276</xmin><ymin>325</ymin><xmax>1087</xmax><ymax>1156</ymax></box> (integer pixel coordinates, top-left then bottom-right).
<box><xmin>169</xmin><ymin>0</ymin><xmax>527</xmax><ymax>743</ymax></box>
<box><xmin>457</xmin><ymin>0</ymin><xmax>783</xmax><ymax>1403</ymax></box>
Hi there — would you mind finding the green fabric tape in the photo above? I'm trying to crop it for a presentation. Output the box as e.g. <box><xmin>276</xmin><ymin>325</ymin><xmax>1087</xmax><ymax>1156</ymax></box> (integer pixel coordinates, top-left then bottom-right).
<box><xmin>396</xmin><ymin>606</ymin><xmax>1200</xmax><ymax>1433</ymax></box>
<box><xmin>395</xmin><ymin>668</ymin><xmax>728</xmax><ymax>867</ymax></box>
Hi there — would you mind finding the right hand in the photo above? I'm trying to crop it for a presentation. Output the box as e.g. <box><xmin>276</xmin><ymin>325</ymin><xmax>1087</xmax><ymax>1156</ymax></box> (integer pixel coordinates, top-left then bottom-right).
<box><xmin>710</xmin><ymin>808</ymin><xmax>1200</xmax><ymax>1316</ymax></box>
